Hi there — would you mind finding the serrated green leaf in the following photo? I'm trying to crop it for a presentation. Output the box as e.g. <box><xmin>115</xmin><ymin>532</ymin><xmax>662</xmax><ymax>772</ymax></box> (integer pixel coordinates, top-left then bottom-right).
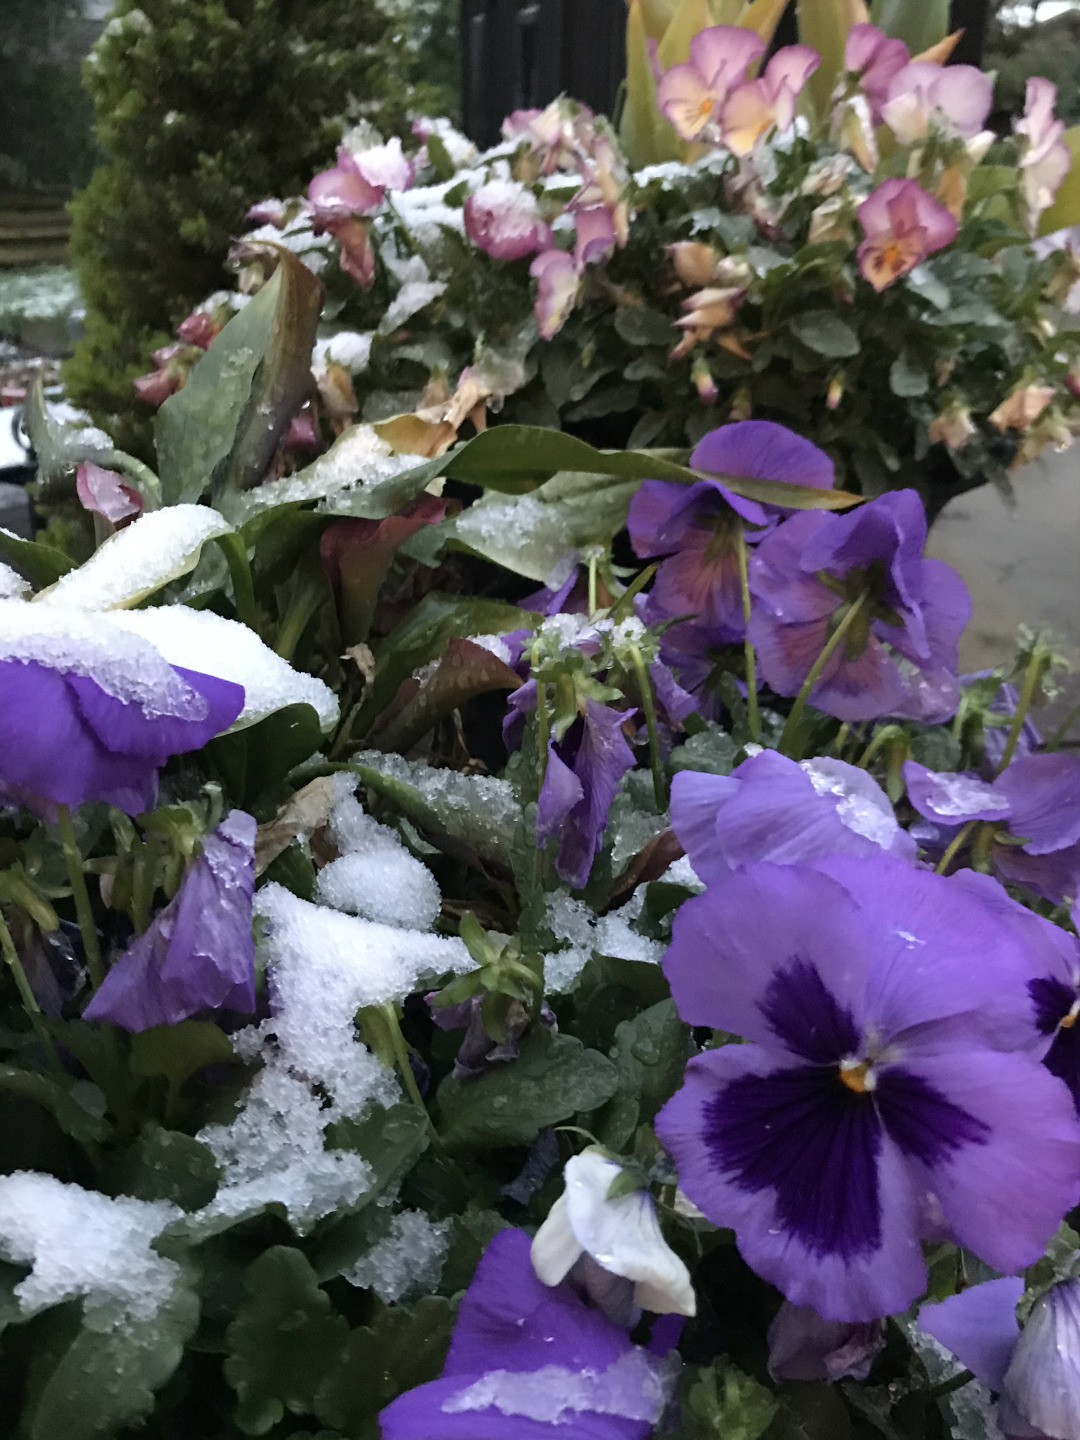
<box><xmin>157</xmin><ymin>250</ymin><xmax>322</xmax><ymax>505</ymax></box>
<box><xmin>225</xmin><ymin>1247</ymin><xmax>349</xmax><ymax>1436</ymax></box>
<box><xmin>788</xmin><ymin>309</ymin><xmax>861</xmax><ymax>358</ymax></box>
<box><xmin>314</xmin><ymin>1296</ymin><xmax>456</xmax><ymax>1439</ymax></box>
<box><xmin>669</xmin><ymin>725</ymin><xmax>740</xmax><ymax>775</ymax></box>
<box><xmin>684</xmin><ymin>1361</ymin><xmax>778</xmax><ymax>1440</ymax></box>
<box><xmin>437</xmin><ymin>1025</ymin><xmax>619</xmax><ymax>1150</ymax></box>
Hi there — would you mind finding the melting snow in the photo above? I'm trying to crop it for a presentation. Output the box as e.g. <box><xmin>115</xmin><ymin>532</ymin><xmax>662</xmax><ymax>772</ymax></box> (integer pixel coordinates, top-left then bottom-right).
<box><xmin>345</xmin><ymin>1210</ymin><xmax>452</xmax><ymax>1302</ymax></box>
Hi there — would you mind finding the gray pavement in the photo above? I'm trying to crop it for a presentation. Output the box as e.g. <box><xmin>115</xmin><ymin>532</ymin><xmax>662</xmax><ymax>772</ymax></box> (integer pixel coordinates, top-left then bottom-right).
<box><xmin>927</xmin><ymin>443</ymin><xmax>1080</xmax><ymax>738</ymax></box>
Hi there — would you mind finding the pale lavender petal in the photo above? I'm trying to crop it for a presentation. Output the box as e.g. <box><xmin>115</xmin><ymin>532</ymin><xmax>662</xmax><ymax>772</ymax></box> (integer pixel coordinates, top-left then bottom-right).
<box><xmin>903</xmin><ymin>759</ymin><xmax>1011</xmax><ymax>825</ymax></box>
<box><xmin>768</xmin><ymin>1301</ymin><xmax>882</xmax><ymax>1382</ymax></box>
<box><xmin>1003</xmin><ymin>1278</ymin><xmax>1080</xmax><ymax>1440</ymax></box>
<box><xmin>574</xmin><ymin>206</ymin><xmax>616</xmax><ymax>268</ymax></box>
<box><xmin>918</xmin><ymin>1278</ymin><xmax>1024</xmax><ymax>1391</ymax></box>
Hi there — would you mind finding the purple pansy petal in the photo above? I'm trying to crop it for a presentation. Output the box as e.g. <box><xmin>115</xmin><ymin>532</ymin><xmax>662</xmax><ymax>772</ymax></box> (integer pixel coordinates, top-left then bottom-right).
<box><xmin>663</xmin><ymin>863</ymin><xmax>871</xmax><ymax>1041</ymax></box>
<box><xmin>690</xmin><ymin>420</ymin><xmax>834</xmax><ymax>521</ymax></box>
<box><xmin>551</xmin><ymin>701</ymin><xmax>636</xmax><ymax>890</ymax></box>
<box><xmin>650</xmin><ymin>529</ymin><xmax>747</xmax><ymax>638</ymax></box>
<box><xmin>899</xmin><ymin>1046</ymin><xmax>1080</xmax><ymax>1274</ymax></box>
<box><xmin>994</xmin><ymin>840</ymin><xmax>1080</xmax><ymax>909</ymax></box>
<box><xmin>996</xmin><ymin>754</ymin><xmax>1080</xmax><ymax>856</ymax></box>
<box><xmin>68</xmin><ymin>666</ymin><xmax>243</xmax><ymax>761</ymax></box>
<box><xmin>649</xmin><ymin>659</ymin><xmax>697</xmax><ymax>725</ymax></box>
<box><xmin>536</xmin><ymin>744</ymin><xmax>585</xmax><ymax>849</ymax></box>
<box><xmin>1003</xmin><ymin>1279</ymin><xmax>1080</xmax><ymax>1440</ymax></box>
<box><xmin>918</xmin><ymin>1277</ymin><xmax>1024</xmax><ymax>1392</ymax></box>
<box><xmin>657</xmin><ymin>1045</ymin><xmax>927</xmax><ymax>1322</ymax></box>
<box><xmin>669</xmin><ymin>770</ymin><xmax>742</xmax><ymax>886</ymax></box>
<box><xmin>805</xmin><ymin>633</ymin><xmax>908</xmax><ymax>723</ymax></box>
<box><xmin>903</xmin><ymin>759</ymin><xmax>1011</xmax><ymax>825</ymax></box>
<box><xmin>83</xmin><ymin>811</ymin><xmax>257</xmax><ymax>1031</ymax></box>
<box><xmin>627</xmin><ymin>480</ymin><xmax>721</xmax><ymax>560</ymax></box>
<box><xmin>381</xmin><ymin>1229</ymin><xmax>669</xmax><ymax>1440</ymax></box>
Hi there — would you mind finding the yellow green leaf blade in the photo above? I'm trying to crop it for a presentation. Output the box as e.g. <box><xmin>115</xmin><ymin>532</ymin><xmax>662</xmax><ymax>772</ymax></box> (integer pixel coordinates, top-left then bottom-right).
<box><xmin>1038</xmin><ymin>126</ymin><xmax>1080</xmax><ymax>236</ymax></box>
<box><xmin>797</xmin><ymin>0</ymin><xmax>869</xmax><ymax>118</ymax></box>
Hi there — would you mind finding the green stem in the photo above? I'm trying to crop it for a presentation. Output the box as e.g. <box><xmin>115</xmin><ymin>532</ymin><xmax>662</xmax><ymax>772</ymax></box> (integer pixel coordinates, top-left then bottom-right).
<box><xmin>57</xmin><ymin>806</ymin><xmax>103</xmax><ymax>989</ymax></box>
<box><xmin>1048</xmin><ymin>698</ymin><xmax>1080</xmax><ymax>752</ymax></box>
<box><xmin>381</xmin><ymin>1002</ymin><xmax>442</xmax><ymax>1148</ymax></box>
<box><xmin>831</xmin><ymin>722</ymin><xmax>850</xmax><ymax>759</ymax></box>
<box><xmin>533</xmin><ymin>680</ymin><xmax>552</xmax><ymax>886</ymax></box>
<box><xmin>779</xmin><ymin>592</ymin><xmax>868</xmax><ymax>760</ymax></box>
<box><xmin>935</xmin><ymin>818</ymin><xmax>978</xmax><ymax>875</ymax></box>
<box><xmin>0</xmin><ymin>907</ymin><xmax>61</xmax><ymax>1072</ymax></box>
<box><xmin>588</xmin><ymin>554</ymin><xmax>599</xmax><ymax>619</ymax></box>
<box><xmin>735</xmin><ymin>527</ymin><xmax>759</xmax><ymax>743</ymax></box>
<box><xmin>857</xmin><ymin>724</ymin><xmax>904</xmax><ymax>771</ymax></box>
<box><xmin>999</xmin><ymin>644</ymin><xmax>1044</xmax><ymax>773</ymax></box>
<box><xmin>630</xmin><ymin>645</ymin><xmax>667</xmax><ymax>811</ymax></box>
<box><xmin>328</xmin><ymin>696</ymin><xmax>364</xmax><ymax>761</ymax></box>
<box><xmin>929</xmin><ymin>1369</ymin><xmax>974</xmax><ymax>1400</ymax></box>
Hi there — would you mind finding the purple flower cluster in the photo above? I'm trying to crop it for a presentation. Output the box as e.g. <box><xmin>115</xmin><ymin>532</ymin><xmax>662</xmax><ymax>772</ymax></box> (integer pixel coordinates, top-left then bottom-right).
<box><xmin>628</xmin><ymin>421</ymin><xmax>971</xmax><ymax>724</ymax></box>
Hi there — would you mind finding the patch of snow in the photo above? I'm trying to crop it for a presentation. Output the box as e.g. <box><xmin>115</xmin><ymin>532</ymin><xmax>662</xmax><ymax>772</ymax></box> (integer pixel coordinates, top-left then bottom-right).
<box><xmin>316</xmin><ymin>778</ymin><xmax>442</xmax><ymax>929</ymax></box>
<box><xmin>345</xmin><ymin>1210</ymin><xmax>452</xmax><ymax>1302</ymax></box>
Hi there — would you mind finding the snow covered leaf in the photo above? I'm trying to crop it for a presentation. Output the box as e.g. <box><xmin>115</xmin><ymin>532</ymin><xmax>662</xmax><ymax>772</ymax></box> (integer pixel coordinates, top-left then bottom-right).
<box><xmin>224</xmin><ymin>1246</ymin><xmax>349</xmax><ymax>1435</ymax></box>
<box><xmin>156</xmin><ymin>249</ymin><xmax>322</xmax><ymax>505</ymax></box>
<box><xmin>23</xmin><ymin>373</ymin><xmax>161</xmax><ymax>505</ymax></box>
<box><xmin>107</xmin><ymin>605</ymin><xmax>339</xmax><ymax>731</ymax></box>
<box><xmin>0</xmin><ymin>561</ymin><xmax>29</xmax><ymax>599</ymax></box>
<box><xmin>33</xmin><ymin>506</ymin><xmax>235</xmax><ymax>610</ymax></box>
<box><xmin>0</xmin><ymin>528</ymin><xmax>75</xmax><ymax>589</ymax></box>
<box><xmin>437</xmin><ymin>1026</ymin><xmax>619</xmax><ymax>1151</ymax></box>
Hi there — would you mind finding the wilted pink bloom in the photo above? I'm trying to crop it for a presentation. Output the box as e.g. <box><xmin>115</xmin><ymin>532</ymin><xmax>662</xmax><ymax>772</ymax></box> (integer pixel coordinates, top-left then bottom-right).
<box><xmin>857</xmin><ymin>177</ymin><xmax>958</xmax><ymax>291</ymax></box>
<box><xmin>1017</xmin><ymin>77</ymin><xmax>1072</xmax><ymax>226</ymax></box>
<box><xmin>671</xmin><ymin>285</ymin><xmax>746</xmax><ymax>359</ymax></box>
<box><xmin>882</xmin><ymin>61</ymin><xmax>993</xmax><ymax>143</ymax></box>
<box><xmin>573</xmin><ymin>204</ymin><xmax>617</xmax><ymax>267</ymax></box>
<box><xmin>722</xmin><ymin>45</ymin><xmax>820</xmax><ymax>156</ymax></box>
<box><xmin>176</xmin><ymin>310</ymin><xmax>220</xmax><ymax>350</ymax></box>
<box><xmin>132</xmin><ymin>342</ymin><xmax>191</xmax><ymax>407</ymax></box>
<box><xmin>308</xmin><ymin>137</ymin><xmax>413</xmax><ymax>222</ymax></box>
<box><xmin>669</xmin><ymin>241</ymin><xmax>721</xmax><ymax>287</ymax></box>
<box><xmin>281</xmin><ymin>408</ymin><xmax>321</xmax><ymax>453</ymax></box>
<box><xmin>928</xmin><ymin>404</ymin><xmax>977</xmax><ymax>449</ymax></box>
<box><xmin>657</xmin><ymin>25</ymin><xmax>766</xmax><ymax>142</ymax></box>
<box><xmin>844</xmin><ymin>23</ymin><xmax>909</xmax><ymax>122</ymax></box>
<box><xmin>502</xmin><ymin>100</ymin><xmax>597</xmax><ymax>174</ymax></box>
<box><xmin>332</xmin><ymin>217</ymin><xmax>376</xmax><ymax>289</ymax></box>
<box><xmin>989</xmin><ymin>383</ymin><xmax>1056</xmax><ymax>430</ymax></box>
<box><xmin>246</xmin><ymin>197</ymin><xmax>289</xmax><ymax>227</ymax></box>
<box><xmin>76</xmin><ymin>462</ymin><xmax>143</xmax><ymax>526</ymax></box>
<box><xmin>530</xmin><ymin>249</ymin><xmax>579</xmax><ymax>339</ymax></box>
<box><xmin>464</xmin><ymin>179</ymin><xmax>551</xmax><ymax>260</ymax></box>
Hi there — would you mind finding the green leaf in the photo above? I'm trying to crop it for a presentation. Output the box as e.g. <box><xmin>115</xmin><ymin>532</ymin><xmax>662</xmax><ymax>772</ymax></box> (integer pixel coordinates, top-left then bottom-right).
<box><xmin>0</xmin><ymin>527</ymin><xmax>75</xmax><ymax>588</ymax></box>
<box><xmin>612</xmin><ymin>999</ymin><xmax>692</xmax><ymax>1124</ymax></box>
<box><xmin>23</xmin><ymin>373</ymin><xmax>162</xmax><ymax>505</ymax></box>
<box><xmin>225</xmin><ymin>1247</ymin><xmax>349</xmax><ymax>1436</ymax></box>
<box><xmin>614</xmin><ymin>307</ymin><xmax>678</xmax><ymax>347</ymax></box>
<box><xmin>24</xmin><ymin>1263</ymin><xmax>199</xmax><ymax>1440</ymax></box>
<box><xmin>870</xmin><ymin>0</ymin><xmax>949</xmax><ymax>54</ymax></box>
<box><xmin>1039</xmin><ymin>125</ymin><xmax>1080</xmax><ymax>236</ymax></box>
<box><xmin>425</xmin><ymin>132</ymin><xmax>457</xmax><ymax>182</ymax></box>
<box><xmin>788</xmin><ymin>309</ymin><xmax>860</xmax><ymax>358</ymax></box>
<box><xmin>374</xmin><ymin>637</ymin><xmax>522</xmax><ymax>753</ymax></box>
<box><xmin>428</xmin><ymin>425</ymin><xmax>862</xmax><ymax>510</ymax></box>
<box><xmin>620</xmin><ymin>0</ymin><xmax>684</xmax><ymax>168</ymax></box>
<box><xmin>156</xmin><ymin>249</ymin><xmax>322</xmax><ymax>505</ymax></box>
<box><xmin>683</xmin><ymin>1361</ymin><xmax>778</xmax><ymax>1440</ymax></box>
<box><xmin>797</xmin><ymin>0</ymin><xmax>866</xmax><ymax>118</ymax></box>
<box><xmin>314</xmin><ymin>1296</ymin><xmax>456</xmax><ymax>1440</ymax></box>
<box><xmin>206</xmin><ymin>702</ymin><xmax>324</xmax><ymax>808</ymax></box>
<box><xmin>669</xmin><ymin>725</ymin><xmax>740</xmax><ymax>775</ymax></box>
<box><xmin>0</xmin><ymin>1063</ymin><xmax>110</xmax><ymax>1146</ymax></box>
<box><xmin>129</xmin><ymin>1021</ymin><xmax>239</xmax><ymax>1118</ymax></box>
<box><xmin>106</xmin><ymin>1124</ymin><xmax>220</xmax><ymax>1211</ymax></box>
<box><xmin>889</xmin><ymin>352</ymin><xmax>930</xmax><ymax>397</ymax></box>
<box><xmin>437</xmin><ymin>1025</ymin><xmax>619</xmax><ymax>1150</ymax></box>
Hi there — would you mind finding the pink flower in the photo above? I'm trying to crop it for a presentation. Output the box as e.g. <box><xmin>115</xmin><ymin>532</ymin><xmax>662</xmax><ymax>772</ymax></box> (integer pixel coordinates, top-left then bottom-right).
<box><xmin>530</xmin><ymin>249</ymin><xmax>579</xmax><ymax>340</ymax></box>
<box><xmin>656</xmin><ymin>25</ymin><xmax>766</xmax><ymax>142</ymax></box>
<box><xmin>464</xmin><ymin>179</ymin><xmax>551</xmax><ymax>260</ymax></box>
<box><xmin>573</xmin><ymin>205</ymin><xmax>617</xmax><ymax>268</ymax></box>
<box><xmin>722</xmin><ymin>44</ymin><xmax>820</xmax><ymax>156</ymax></box>
<box><xmin>857</xmin><ymin>177</ymin><xmax>958</xmax><ymax>291</ymax></box>
<box><xmin>307</xmin><ymin>137</ymin><xmax>413</xmax><ymax>222</ymax></box>
<box><xmin>881</xmin><ymin>61</ymin><xmax>993</xmax><ymax>144</ymax></box>
<box><xmin>332</xmin><ymin>218</ymin><xmax>376</xmax><ymax>289</ymax></box>
<box><xmin>844</xmin><ymin>23</ymin><xmax>910</xmax><ymax>122</ymax></box>
<box><xmin>76</xmin><ymin>462</ymin><xmax>143</xmax><ymax>527</ymax></box>
<box><xmin>502</xmin><ymin>100</ymin><xmax>598</xmax><ymax>175</ymax></box>
<box><xmin>1017</xmin><ymin>77</ymin><xmax>1073</xmax><ymax>226</ymax></box>
<box><xmin>246</xmin><ymin>197</ymin><xmax>289</xmax><ymax>227</ymax></box>
<box><xmin>176</xmin><ymin>310</ymin><xmax>220</xmax><ymax>350</ymax></box>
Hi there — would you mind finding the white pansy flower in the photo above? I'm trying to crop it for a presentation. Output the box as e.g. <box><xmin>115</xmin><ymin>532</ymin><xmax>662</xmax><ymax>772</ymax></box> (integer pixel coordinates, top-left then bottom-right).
<box><xmin>531</xmin><ymin>1148</ymin><xmax>696</xmax><ymax>1318</ymax></box>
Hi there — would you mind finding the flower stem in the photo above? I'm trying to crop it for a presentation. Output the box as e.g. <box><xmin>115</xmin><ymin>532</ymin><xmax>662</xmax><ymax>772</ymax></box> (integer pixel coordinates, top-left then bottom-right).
<box><xmin>533</xmin><ymin>679</ymin><xmax>552</xmax><ymax>886</ymax></box>
<box><xmin>630</xmin><ymin>645</ymin><xmax>667</xmax><ymax>811</ymax></box>
<box><xmin>0</xmin><ymin>907</ymin><xmax>61</xmax><ymax>1072</ymax></box>
<box><xmin>57</xmin><ymin>806</ymin><xmax>103</xmax><ymax>989</ymax></box>
<box><xmin>929</xmin><ymin>1369</ymin><xmax>974</xmax><ymax>1400</ymax></box>
<box><xmin>779</xmin><ymin>592</ymin><xmax>868</xmax><ymax>761</ymax></box>
<box><xmin>588</xmin><ymin>554</ymin><xmax>599</xmax><ymax>619</ymax></box>
<box><xmin>381</xmin><ymin>1002</ymin><xmax>442</xmax><ymax>1149</ymax></box>
<box><xmin>999</xmin><ymin>643</ymin><xmax>1044</xmax><ymax>773</ymax></box>
<box><xmin>935</xmin><ymin>818</ymin><xmax>978</xmax><ymax>875</ymax></box>
<box><xmin>735</xmin><ymin>527</ymin><xmax>760</xmax><ymax>744</ymax></box>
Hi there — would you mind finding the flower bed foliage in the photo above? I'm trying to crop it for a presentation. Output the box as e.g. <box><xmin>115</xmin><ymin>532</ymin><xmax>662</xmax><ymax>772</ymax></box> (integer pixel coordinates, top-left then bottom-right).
<box><xmin>4</xmin><ymin>4</ymin><xmax>1080</xmax><ymax>1440</ymax></box>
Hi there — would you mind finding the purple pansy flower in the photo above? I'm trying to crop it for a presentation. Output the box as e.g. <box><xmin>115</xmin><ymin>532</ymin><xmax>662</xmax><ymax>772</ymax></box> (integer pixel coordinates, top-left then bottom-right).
<box><xmin>904</xmin><ymin>752</ymin><xmax>1080</xmax><ymax>907</ymax></box>
<box><xmin>537</xmin><ymin>698</ymin><xmax>636</xmax><ymax>890</ymax></box>
<box><xmin>921</xmin><ymin>1276</ymin><xmax>1080</xmax><ymax>1440</ymax></box>
<box><xmin>656</xmin><ymin>856</ymin><xmax>1080</xmax><ymax>1321</ymax></box>
<box><xmin>671</xmin><ymin>749</ymin><xmax>916</xmax><ymax>886</ymax></box>
<box><xmin>0</xmin><ymin>604</ymin><xmax>244</xmax><ymax>816</ymax></box>
<box><xmin>629</xmin><ymin>422</ymin><xmax>835</xmax><ymax>643</ymax></box>
<box><xmin>747</xmin><ymin>489</ymin><xmax>971</xmax><ymax>723</ymax></box>
<box><xmin>768</xmin><ymin>1300</ymin><xmax>883</xmax><ymax>1382</ymax></box>
<box><xmin>379</xmin><ymin>1228</ymin><xmax>678</xmax><ymax>1440</ymax></box>
<box><xmin>83</xmin><ymin>811</ymin><xmax>257</xmax><ymax>1031</ymax></box>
